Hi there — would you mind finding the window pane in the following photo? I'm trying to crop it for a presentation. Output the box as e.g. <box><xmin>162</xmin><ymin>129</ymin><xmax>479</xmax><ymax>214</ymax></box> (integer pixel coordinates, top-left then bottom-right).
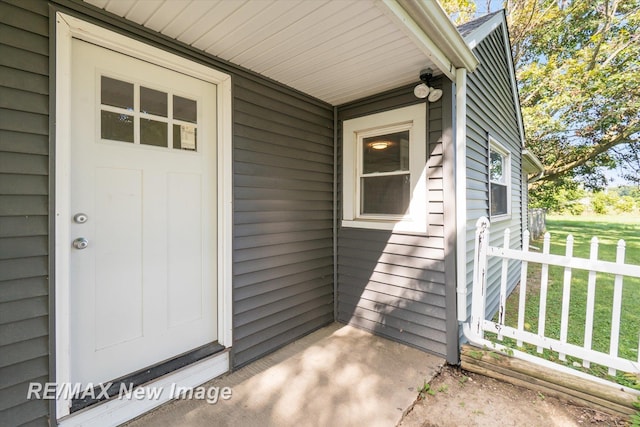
<box><xmin>363</xmin><ymin>131</ymin><xmax>409</xmax><ymax>174</ymax></box>
<box><xmin>173</xmin><ymin>124</ymin><xmax>197</xmax><ymax>151</ymax></box>
<box><xmin>101</xmin><ymin>76</ymin><xmax>133</xmax><ymax>110</ymax></box>
<box><xmin>490</xmin><ymin>150</ymin><xmax>505</xmax><ymax>183</ymax></box>
<box><xmin>491</xmin><ymin>183</ymin><xmax>508</xmax><ymax>216</ymax></box>
<box><xmin>361</xmin><ymin>174</ymin><xmax>410</xmax><ymax>215</ymax></box>
<box><xmin>140</xmin><ymin>87</ymin><xmax>167</xmax><ymax>117</ymax></box>
<box><xmin>141</xmin><ymin>119</ymin><xmax>167</xmax><ymax>147</ymax></box>
<box><xmin>173</xmin><ymin>95</ymin><xmax>197</xmax><ymax>123</ymax></box>
<box><xmin>101</xmin><ymin>111</ymin><xmax>133</xmax><ymax>142</ymax></box>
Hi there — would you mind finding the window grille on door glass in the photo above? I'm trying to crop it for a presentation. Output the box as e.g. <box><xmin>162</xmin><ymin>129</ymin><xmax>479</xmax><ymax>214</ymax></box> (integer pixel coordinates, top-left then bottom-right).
<box><xmin>100</xmin><ymin>76</ymin><xmax>198</xmax><ymax>151</ymax></box>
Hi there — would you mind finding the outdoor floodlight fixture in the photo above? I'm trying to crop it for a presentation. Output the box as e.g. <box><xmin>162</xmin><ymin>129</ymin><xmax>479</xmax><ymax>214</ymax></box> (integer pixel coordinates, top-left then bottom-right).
<box><xmin>414</xmin><ymin>68</ymin><xmax>443</xmax><ymax>102</ymax></box>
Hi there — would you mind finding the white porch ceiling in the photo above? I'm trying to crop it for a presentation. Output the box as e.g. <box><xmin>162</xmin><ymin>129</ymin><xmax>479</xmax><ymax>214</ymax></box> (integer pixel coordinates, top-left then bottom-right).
<box><xmin>83</xmin><ymin>0</ymin><xmax>446</xmax><ymax>105</ymax></box>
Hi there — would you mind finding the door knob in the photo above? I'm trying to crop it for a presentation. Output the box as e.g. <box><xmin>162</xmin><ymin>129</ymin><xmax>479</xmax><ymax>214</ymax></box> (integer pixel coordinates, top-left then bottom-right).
<box><xmin>73</xmin><ymin>237</ymin><xmax>89</xmax><ymax>250</ymax></box>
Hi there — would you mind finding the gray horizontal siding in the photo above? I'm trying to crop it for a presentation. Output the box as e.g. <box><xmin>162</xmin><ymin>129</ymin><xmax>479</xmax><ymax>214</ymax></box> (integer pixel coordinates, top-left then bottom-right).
<box><xmin>462</xmin><ymin>25</ymin><xmax>524</xmax><ymax>324</ymax></box>
<box><xmin>0</xmin><ymin>1</ymin><xmax>50</xmax><ymax>426</ymax></box>
<box><xmin>337</xmin><ymin>83</ymin><xmax>455</xmax><ymax>359</ymax></box>
<box><xmin>2</xmin><ymin>1</ymin><xmax>337</xmax><ymax>424</ymax></box>
<box><xmin>232</xmin><ymin>76</ymin><xmax>334</xmax><ymax>367</ymax></box>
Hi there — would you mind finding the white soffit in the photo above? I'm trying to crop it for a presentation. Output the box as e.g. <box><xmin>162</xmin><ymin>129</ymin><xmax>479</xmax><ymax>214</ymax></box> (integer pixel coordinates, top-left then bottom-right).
<box><xmin>83</xmin><ymin>0</ymin><xmax>449</xmax><ymax>105</ymax></box>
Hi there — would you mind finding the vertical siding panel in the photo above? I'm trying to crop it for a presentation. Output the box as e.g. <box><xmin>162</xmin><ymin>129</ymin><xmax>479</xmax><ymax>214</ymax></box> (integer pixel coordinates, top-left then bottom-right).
<box><xmin>463</xmin><ymin>26</ymin><xmax>524</xmax><ymax>325</ymax></box>
<box><xmin>336</xmin><ymin>82</ymin><xmax>451</xmax><ymax>358</ymax></box>
<box><xmin>231</xmin><ymin>76</ymin><xmax>335</xmax><ymax>368</ymax></box>
<box><xmin>0</xmin><ymin>1</ymin><xmax>50</xmax><ymax>426</ymax></box>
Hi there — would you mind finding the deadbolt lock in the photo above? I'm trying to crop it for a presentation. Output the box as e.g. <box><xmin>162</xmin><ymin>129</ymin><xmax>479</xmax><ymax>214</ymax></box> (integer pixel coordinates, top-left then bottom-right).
<box><xmin>73</xmin><ymin>213</ymin><xmax>88</xmax><ymax>223</ymax></box>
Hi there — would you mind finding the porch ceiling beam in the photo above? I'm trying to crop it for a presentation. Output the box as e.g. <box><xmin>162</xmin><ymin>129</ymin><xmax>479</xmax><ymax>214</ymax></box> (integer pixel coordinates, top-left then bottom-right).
<box><xmin>379</xmin><ymin>0</ymin><xmax>479</xmax><ymax>80</ymax></box>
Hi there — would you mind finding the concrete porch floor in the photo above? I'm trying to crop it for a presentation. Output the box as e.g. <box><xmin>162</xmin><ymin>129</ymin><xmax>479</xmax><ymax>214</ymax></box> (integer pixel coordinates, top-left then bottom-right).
<box><xmin>126</xmin><ymin>323</ymin><xmax>444</xmax><ymax>427</ymax></box>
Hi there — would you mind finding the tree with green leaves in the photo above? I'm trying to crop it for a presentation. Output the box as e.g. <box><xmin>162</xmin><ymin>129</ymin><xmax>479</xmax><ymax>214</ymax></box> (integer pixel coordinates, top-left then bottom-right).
<box><xmin>442</xmin><ymin>0</ymin><xmax>640</xmax><ymax>194</ymax></box>
<box><xmin>510</xmin><ymin>0</ymin><xmax>639</xmax><ymax>188</ymax></box>
<box><xmin>440</xmin><ymin>0</ymin><xmax>478</xmax><ymax>24</ymax></box>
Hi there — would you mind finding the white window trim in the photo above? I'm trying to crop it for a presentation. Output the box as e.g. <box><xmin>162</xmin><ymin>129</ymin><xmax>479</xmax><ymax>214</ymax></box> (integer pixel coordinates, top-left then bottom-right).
<box><xmin>489</xmin><ymin>137</ymin><xmax>512</xmax><ymax>221</ymax></box>
<box><xmin>342</xmin><ymin>104</ymin><xmax>427</xmax><ymax>233</ymax></box>
<box><xmin>55</xmin><ymin>13</ymin><xmax>233</xmax><ymax>422</ymax></box>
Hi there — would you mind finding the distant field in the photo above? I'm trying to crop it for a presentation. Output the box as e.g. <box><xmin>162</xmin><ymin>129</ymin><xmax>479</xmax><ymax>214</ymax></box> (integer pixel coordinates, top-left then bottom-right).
<box><xmin>499</xmin><ymin>215</ymin><xmax>640</xmax><ymax>386</ymax></box>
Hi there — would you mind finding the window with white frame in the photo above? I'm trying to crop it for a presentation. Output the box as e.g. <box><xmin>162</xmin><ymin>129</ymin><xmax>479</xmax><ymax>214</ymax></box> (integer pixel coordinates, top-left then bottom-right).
<box><xmin>342</xmin><ymin>104</ymin><xmax>426</xmax><ymax>232</ymax></box>
<box><xmin>489</xmin><ymin>138</ymin><xmax>511</xmax><ymax>218</ymax></box>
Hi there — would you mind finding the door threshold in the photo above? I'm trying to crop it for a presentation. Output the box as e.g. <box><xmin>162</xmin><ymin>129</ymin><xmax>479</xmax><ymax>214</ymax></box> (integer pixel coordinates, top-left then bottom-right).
<box><xmin>57</xmin><ymin>350</ymin><xmax>229</xmax><ymax>427</ymax></box>
<box><xmin>71</xmin><ymin>342</ymin><xmax>225</xmax><ymax>412</ymax></box>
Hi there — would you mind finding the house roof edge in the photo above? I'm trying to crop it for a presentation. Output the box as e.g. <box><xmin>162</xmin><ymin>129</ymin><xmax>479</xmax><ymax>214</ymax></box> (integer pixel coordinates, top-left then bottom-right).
<box><xmin>395</xmin><ymin>0</ymin><xmax>480</xmax><ymax>73</ymax></box>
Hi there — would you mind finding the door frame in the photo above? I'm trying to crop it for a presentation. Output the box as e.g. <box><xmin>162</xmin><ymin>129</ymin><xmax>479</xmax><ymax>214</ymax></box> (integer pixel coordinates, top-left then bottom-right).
<box><xmin>54</xmin><ymin>12</ymin><xmax>233</xmax><ymax>423</ymax></box>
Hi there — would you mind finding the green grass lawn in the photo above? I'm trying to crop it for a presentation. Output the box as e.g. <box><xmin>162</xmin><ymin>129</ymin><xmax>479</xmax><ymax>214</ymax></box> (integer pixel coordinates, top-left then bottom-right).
<box><xmin>495</xmin><ymin>215</ymin><xmax>640</xmax><ymax>387</ymax></box>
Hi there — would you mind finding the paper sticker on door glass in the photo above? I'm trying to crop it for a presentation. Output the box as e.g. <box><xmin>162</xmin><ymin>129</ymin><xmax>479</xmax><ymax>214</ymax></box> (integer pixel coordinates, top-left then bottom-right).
<box><xmin>174</xmin><ymin>124</ymin><xmax>197</xmax><ymax>151</ymax></box>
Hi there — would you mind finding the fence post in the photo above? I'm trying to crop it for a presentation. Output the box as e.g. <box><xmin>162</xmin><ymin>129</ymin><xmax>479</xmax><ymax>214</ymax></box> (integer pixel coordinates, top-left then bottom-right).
<box><xmin>498</xmin><ymin>228</ymin><xmax>510</xmax><ymax>341</ymax></box>
<box><xmin>471</xmin><ymin>217</ymin><xmax>490</xmax><ymax>337</ymax></box>
<box><xmin>516</xmin><ymin>230</ymin><xmax>530</xmax><ymax>347</ymax></box>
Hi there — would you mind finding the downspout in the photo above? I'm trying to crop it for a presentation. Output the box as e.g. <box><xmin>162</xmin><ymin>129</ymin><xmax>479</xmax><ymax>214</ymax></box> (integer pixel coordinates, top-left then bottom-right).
<box><xmin>455</xmin><ymin>68</ymin><xmax>468</xmax><ymax>323</ymax></box>
<box><xmin>333</xmin><ymin>106</ymin><xmax>338</xmax><ymax>320</ymax></box>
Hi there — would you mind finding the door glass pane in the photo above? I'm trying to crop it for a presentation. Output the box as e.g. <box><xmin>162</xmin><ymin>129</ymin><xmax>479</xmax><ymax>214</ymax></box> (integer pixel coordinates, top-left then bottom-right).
<box><xmin>173</xmin><ymin>124</ymin><xmax>197</xmax><ymax>151</ymax></box>
<box><xmin>363</xmin><ymin>131</ymin><xmax>409</xmax><ymax>174</ymax></box>
<box><xmin>173</xmin><ymin>95</ymin><xmax>197</xmax><ymax>123</ymax></box>
<box><xmin>101</xmin><ymin>111</ymin><xmax>134</xmax><ymax>142</ymax></box>
<box><xmin>140</xmin><ymin>87</ymin><xmax>168</xmax><ymax>117</ymax></box>
<box><xmin>101</xmin><ymin>76</ymin><xmax>133</xmax><ymax>110</ymax></box>
<box><xmin>141</xmin><ymin>119</ymin><xmax>167</xmax><ymax>147</ymax></box>
<box><xmin>361</xmin><ymin>174</ymin><xmax>410</xmax><ymax>215</ymax></box>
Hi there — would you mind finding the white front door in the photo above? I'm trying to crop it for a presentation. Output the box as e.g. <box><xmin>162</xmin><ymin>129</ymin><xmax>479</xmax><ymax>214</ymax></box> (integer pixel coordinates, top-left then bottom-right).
<box><xmin>69</xmin><ymin>39</ymin><xmax>218</xmax><ymax>386</ymax></box>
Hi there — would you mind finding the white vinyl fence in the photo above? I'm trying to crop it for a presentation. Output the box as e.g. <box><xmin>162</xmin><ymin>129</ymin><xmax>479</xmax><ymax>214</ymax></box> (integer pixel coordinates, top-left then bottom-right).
<box><xmin>528</xmin><ymin>208</ymin><xmax>546</xmax><ymax>240</ymax></box>
<box><xmin>464</xmin><ymin>217</ymin><xmax>640</xmax><ymax>378</ymax></box>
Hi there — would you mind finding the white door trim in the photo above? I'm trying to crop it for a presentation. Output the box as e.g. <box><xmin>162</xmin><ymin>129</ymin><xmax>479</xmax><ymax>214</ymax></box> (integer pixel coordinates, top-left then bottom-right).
<box><xmin>54</xmin><ymin>12</ymin><xmax>233</xmax><ymax>421</ymax></box>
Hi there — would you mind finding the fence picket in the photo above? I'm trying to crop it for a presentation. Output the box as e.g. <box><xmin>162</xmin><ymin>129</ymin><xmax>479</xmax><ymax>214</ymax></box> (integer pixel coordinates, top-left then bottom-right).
<box><xmin>517</xmin><ymin>230</ymin><xmax>530</xmax><ymax>347</ymax></box>
<box><xmin>583</xmin><ymin>237</ymin><xmax>599</xmax><ymax>369</ymax></box>
<box><xmin>536</xmin><ymin>233</ymin><xmax>551</xmax><ymax>353</ymax></box>
<box><xmin>559</xmin><ymin>235</ymin><xmax>574</xmax><ymax>361</ymax></box>
<box><xmin>608</xmin><ymin>240</ymin><xmax>626</xmax><ymax>376</ymax></box>
<box><xmin>498</xmin><ymin>229</ymin><xmax>510</xmax><ymax>340</ymax></box>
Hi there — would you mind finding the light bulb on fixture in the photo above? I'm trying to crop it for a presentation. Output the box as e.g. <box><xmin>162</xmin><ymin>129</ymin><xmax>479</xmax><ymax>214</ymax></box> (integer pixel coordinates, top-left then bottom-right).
<box><xmin>370</xmin><ymin>141</ymin><xmax>389</xmax><ymax>150</ymax></box>
<box><xmin>413</xmin><ymin>83</ymin><xmax>430</xmax><ymax>99</ymax></box>
<box><xmin>428</xmin><ymin>88</ymin><xmax>443</xmax><ymax>102</ymax></box>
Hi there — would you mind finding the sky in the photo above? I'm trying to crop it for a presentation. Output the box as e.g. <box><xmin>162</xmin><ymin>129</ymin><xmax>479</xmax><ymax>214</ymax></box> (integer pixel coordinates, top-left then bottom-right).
<box><xmin>472</xmin><ymin>0</ymin><xmax>506</xmax><ymax>15</ymax></box>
